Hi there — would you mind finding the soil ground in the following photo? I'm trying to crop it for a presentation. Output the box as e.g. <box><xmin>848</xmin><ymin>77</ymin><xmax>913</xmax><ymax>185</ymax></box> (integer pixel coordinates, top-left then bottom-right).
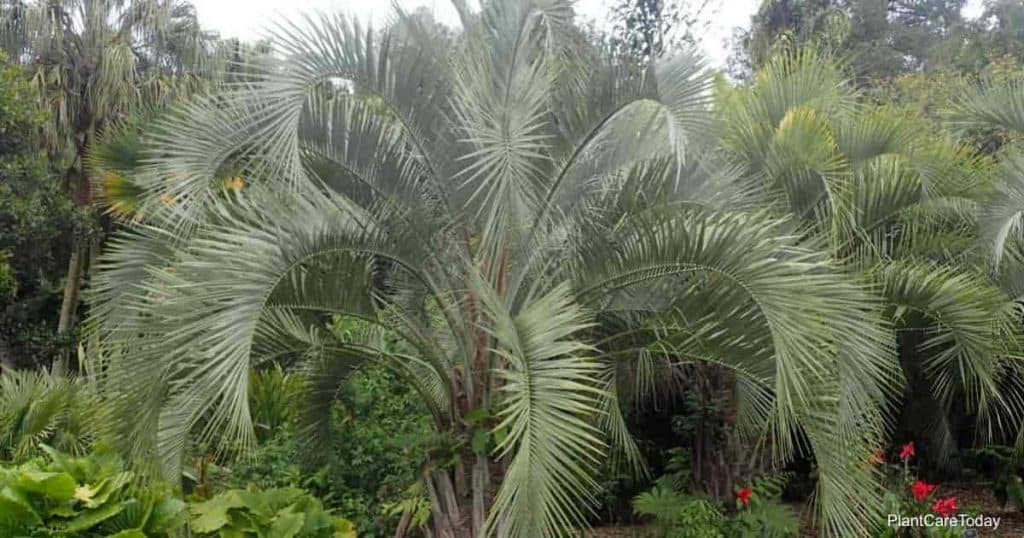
<box><xmin>941</xmin><ymin>483</ymin><xmax>1024</xmax><ymax>537</ymax></box>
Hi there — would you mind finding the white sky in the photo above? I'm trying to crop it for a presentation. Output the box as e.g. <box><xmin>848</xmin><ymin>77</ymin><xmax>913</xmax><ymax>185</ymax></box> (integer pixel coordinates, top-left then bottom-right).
<box><xmin>190</xmin><ymin>0</ymin><xmax>989</xmax><ymax>68</ymax></box>
<box><xmin>190</xmin><ymin>0</ymin><xmax>760</xmax><ymax>67</ymax></box>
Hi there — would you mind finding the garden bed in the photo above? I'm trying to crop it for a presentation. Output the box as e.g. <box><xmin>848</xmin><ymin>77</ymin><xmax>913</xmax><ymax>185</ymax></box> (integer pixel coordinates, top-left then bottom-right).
<box><xmin>583</xmin><ymin>484</ymin><xmax>1024</xmax><ymax>537</ymax></box>
<box><xmin>582</xmin><ymin>527</ymin><xmax>653</xmax><ymax>538</ymax></box>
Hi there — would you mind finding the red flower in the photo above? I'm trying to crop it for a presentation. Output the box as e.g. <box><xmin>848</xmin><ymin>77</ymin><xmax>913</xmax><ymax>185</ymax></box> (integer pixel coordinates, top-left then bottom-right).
<box><xmin>910</xmin><ymin>480</ymin><xmax>936</xmax><ymax>501</ymax></box>
<box><xmin>899</xmin><ymin>442</ymin><xmax>915</xmax><ymax>461</ymax></box>
<box><xmin>871</xmin><ymin>448</ymin><xmax>885</xmax><ymax>464</ymax></box>
<box><xmin>735</xmin><ymin>487</ymin><xmax>752</xmax><ymax>506</ymax></box>
<box><xmin>932</xmin><ymin>497</ymin><xmax>958</xmax><ymax>517</ymax></box>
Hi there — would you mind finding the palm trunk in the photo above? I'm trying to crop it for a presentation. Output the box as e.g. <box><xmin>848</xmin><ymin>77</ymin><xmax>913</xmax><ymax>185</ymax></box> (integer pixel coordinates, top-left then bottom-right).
<box><xmin>471</xmin><ymin>454</ymin><xmax>489</xmax><ymax>536</ymax></box>
<box><xmin>393</xmin><ymin>510</ymin><xmax>413</xmax><ymax>538</ymax></box>
<box><xmin>425</xmin><ymin>453</ymin><xmax>497</xmax><ymax>538</ymax></box>
<box><xmin>425</xmin><ymin>471</ymin><xmax>460</xmax><ymax>538</ymax></box>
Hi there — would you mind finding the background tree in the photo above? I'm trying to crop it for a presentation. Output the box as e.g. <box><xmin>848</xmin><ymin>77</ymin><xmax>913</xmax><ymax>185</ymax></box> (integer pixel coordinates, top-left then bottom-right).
<box><xmin>0</xmin><ymin>53</ymin><xmax>75</xmax><ymax>371</ymax></box>
<box><xmin>608</xmin><ymin>0</ymin><xmax>713</xmax><ymax>60</ymax></box>
<box><xmin>0</xmin><ymin>0</ymin><xmax>222</xmax><ymax>373</ymax></box>
<box><xmin>952</xmin><ymin>0</ymin><xmax>1024</xmax><ymax>71</ymax></box>
<box><xmin>733</xmin><ymin>0</ymin><xmax>968</xmax><ymax>79</ymax></box>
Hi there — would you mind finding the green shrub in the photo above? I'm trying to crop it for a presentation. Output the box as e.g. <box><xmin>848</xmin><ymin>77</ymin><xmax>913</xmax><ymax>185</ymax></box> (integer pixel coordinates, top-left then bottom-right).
<box><xmin>227</xmin><ymin>364</ymin><xmax>430</xmax><ymax>537</ymax></box>
<box><xmin>724</xmin><ymin>502</ymin><xmax>800</xmax><ymax>538</ymax></box>
<box><xmin>249</xmin><ymin>364</ymin><xmax>306</xmax><ymax>442</ymax></box>
<box><xmin>633</xmin><ymin>485</ymin><xmax>723</xmax><ymax>537</ymax></box>
<box><xmin>969</xmin><ymin>444</ymin><xmax>1024</xmax><ymax>510</ymax></box>
<box><xmin>633</xmin><ymin>471</ymin><xmax>800</xmax><ymax>538</ymax></box>
<box><xmin>190</xmin><ymin>487</ymin><xmax>356</xmax><ymax>537</ymax></box>
<box><xmin>0</xmin><ymin>445</ymin><xmax>187</xmax><ymax>537</ymax></box>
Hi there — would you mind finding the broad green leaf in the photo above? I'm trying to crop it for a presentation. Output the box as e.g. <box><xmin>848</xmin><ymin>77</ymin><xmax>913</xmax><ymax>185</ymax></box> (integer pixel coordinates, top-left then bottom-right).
<box><xmin>268</xmin><ymin>511</ymin><xmax>305</xmax><ymax>538</ymax></box>
<box><xmin>471</xmin><ymin>427</ymin><xmax>490</xmax><ymax>455</ymax></box>
<box><xmin>61</xmin><ymin>501</ymin><xmax>125</xmax><ymax>533</ymax></box>
<box><xmin>190</xmin><ymin>490</ymin><xmax>247</xmax><ymax>533</ymax></box>
<box><xmin>104</xmin><ymin>529</ymin><xmax>147</xmax><ymax>538</ymax></box>
<box><xmin>85</xmin><ymin>471</ymin><xmax>132</xmax><ymax>508</ymax></box>
<box><xmin>146</xmin><ymin>496</ymin><xmax>188</xmax><ymax>533</ymax></box>
<box><xmin>464</xmin><ymin>408</ymin><xmax>490</xmax><ymax>425</ymax></box>
<box><xmin>333</xmin><ymin>516</ymin><xmax>358</xmax><ymax>538</ymax></box>
<box><xmin>16</xmin><ymin>470</ymin><xmax>76</xmax><ymax>500</ymax></box>
<box><xmin>0</xmin><ymin>485</ymin><xmax>41</xmax><ymax>525</ymax></box>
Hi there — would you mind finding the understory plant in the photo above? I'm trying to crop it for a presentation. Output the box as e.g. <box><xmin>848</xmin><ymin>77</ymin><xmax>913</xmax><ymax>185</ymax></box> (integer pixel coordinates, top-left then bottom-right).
<box><xmin>0</xmin><ymin>443</ymin><xmax>356</xmax><ymax>538</ymax></box>
<box><xmin>190</xmin><ymin>487</ymin><xmax>356</xmax><ymax>537</ymax></box>
<box><xmin>968</xmin><ymin>444</ymin><xmax>1024</xmax><ymax>510</ymax></box>
<box><xmin>227</xmin><ymin>363</ymin><xmax>430</xmax><ymax>536</ymax></box>
<box><xmin>0</xmin><ymin>445</ymin><xmax>187</xmax><ymax>537</ymax></box>
<box><xmin>0</xmin><ymin>367</ymin><xmax>102</xmax><ymax>461</ymax></box>
<box><xmin>632</xmin><ymin>471</ymin><xmax>799</xmax><ymax>537</ymax></box>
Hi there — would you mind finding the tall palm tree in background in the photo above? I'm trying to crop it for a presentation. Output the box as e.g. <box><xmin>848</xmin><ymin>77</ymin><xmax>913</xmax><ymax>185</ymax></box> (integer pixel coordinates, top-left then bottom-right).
<box><xmin>0</xmin><ymin>0</ymin><xmax>223</xmax><ymax>373</ymax></box>
<box><xmin>89</xmin><ymin>2</ymin><xmax>896</xmax><ymax>536</ymax></box>
<box><xmin>722</xmin><ymin>50</ymin><xmax>1024</xmax><ymax>467</ymax></box>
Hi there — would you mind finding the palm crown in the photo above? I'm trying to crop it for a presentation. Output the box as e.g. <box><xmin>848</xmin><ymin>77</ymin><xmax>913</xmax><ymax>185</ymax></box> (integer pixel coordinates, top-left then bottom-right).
<box><xmin>723</xmin><ymin>50</ymin><xmax>1024</xmax><ymax>467</ymax></box>
<box><xmin>90</xmin><ymin>2</ymin><xmax>904</xmax><ymax>536</ymax></box>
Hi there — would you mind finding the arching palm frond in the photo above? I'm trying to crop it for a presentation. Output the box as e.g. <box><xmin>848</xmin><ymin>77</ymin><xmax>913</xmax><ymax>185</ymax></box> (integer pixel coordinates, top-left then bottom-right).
<box><xmin>948</xmin><ymin>76</ymin><xmax>1024</xmax><ymax>135</ymax></box>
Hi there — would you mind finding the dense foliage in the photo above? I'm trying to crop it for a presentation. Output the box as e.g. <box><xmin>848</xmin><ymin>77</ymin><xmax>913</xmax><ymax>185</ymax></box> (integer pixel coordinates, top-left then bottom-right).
<box><xmin>732</xmin><ymin>0</ymin><xmax>1024</xmax><ymax>81</ymax></box>
<box><xmin>229</xmin><ymin>364</ymin><xmax>430</xmax><ymax>536</ymax></box>
<box><xmin>0</xmin><ymin>54</ymin><xmax>75</xmax><ymax>369</ymax></box>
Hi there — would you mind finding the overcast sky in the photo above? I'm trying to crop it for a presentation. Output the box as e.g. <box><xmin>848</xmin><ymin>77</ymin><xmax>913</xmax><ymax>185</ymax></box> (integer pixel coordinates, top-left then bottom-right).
<box><xmin>189</xmin><ymin>0</ymin><xmax>760</xmax><ymax>67</ymax></box>
<box><xmin>190</xmin><ymin>0</ymin><xmax>990</xmax><ymax>68</ymax></box>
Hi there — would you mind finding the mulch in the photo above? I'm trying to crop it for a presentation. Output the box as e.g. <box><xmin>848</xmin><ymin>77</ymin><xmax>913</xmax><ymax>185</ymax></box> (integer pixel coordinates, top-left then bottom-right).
<box><xmin>939</xmin><ymin>483</ymin><xmax>1024</xmax><ymax>537</ymax></box>
<box><xmin>581</xmin><ymin>527</ymin><xmax>653</xmax><ymax>538</ymax></box>
<box><xmin>581</xmin><ymin>484</ymin><xmax>1024</xmax><ymax>537</ymax></box>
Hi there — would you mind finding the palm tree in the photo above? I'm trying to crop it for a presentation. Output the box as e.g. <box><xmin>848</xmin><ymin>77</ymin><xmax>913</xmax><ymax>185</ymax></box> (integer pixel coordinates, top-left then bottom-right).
<box><xmin>722</xmin><ymin>49</ymin><xmax>1024</xmax><ymax>467</ymax></box>
<box><xmin>0</xmin><ymin>0</ymin><xmax>223</xmax><ymax>373</ymax></box>
<box><xmin>89</xmin><ymin>3</ymin><xmax>895</xmax><ymax>536</ymax></box>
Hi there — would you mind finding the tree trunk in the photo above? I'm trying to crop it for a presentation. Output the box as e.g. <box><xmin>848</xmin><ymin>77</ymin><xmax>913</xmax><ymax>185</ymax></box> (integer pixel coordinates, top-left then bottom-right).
<box><xmin>54</xmin><ymin>160</ymin><xmax>92</xmax><ymax>376</ymax></box>
<box><xmin>0</xmin><ymin>336</ymin><xmax>14</xmax><ymax>372</ymax></box>
<box><xmin>53</xmin><ymin>241</ymin><xmax>83</xmax><ymax>376</ymax></box>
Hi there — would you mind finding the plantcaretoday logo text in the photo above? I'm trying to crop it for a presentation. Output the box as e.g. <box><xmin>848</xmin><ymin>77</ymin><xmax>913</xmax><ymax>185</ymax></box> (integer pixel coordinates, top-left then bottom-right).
<box><xmin>887</xmin><ymin>513</ymin><xmax>1000</xmax><ymax>531</ymax></box>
